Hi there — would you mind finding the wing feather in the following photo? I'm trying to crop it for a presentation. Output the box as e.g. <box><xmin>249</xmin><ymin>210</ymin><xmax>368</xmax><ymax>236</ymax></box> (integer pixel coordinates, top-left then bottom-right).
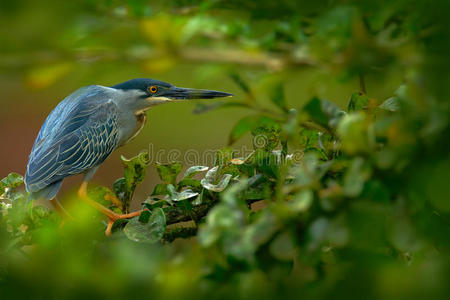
<box><xmin>25</xmin><ymin>86</ymin><xmax>120</xmax><ymax>193</ymax></box>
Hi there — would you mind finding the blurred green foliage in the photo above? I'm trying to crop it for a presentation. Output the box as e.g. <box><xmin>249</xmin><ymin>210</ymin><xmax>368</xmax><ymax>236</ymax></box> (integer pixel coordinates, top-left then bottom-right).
<box><xmin>1</xmin><ymin>0</ymin><xmax>450</xmax><ymax>299</ymax></box>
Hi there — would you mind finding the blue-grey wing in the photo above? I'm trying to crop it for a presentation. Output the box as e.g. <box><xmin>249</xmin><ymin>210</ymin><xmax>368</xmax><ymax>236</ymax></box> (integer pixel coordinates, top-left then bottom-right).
<box><xmin>25</xmin><ymin>86</ymin><xmax>120</xmax><ymax>194</ymax></box>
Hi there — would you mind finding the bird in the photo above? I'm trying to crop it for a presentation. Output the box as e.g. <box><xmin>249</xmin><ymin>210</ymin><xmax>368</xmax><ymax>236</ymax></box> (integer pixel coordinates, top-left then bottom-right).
<box><xmin>25</xmin><ymin>78</ymin><xmax>232</xmax><ymax>234</ymax></box>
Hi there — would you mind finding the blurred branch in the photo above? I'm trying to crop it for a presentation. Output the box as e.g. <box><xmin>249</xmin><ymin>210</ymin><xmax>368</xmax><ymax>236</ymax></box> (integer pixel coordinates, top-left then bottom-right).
<box><xmin>0</xmin><ymin>47</ymin><xmax>316</xmax><ymax>71</ymax></box>
<box><xmin>179</xmin><ymin>47</ymin><xmax>315</xmax><ymax>70</ymax></box>
<box><xmin>163</xmin><ymin>226</ymin><xmax>197</xmax><ymax>242</ymax></box>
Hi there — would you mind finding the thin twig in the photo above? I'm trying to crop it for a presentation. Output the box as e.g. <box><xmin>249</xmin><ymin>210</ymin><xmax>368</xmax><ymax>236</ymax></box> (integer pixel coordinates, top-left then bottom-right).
<box><xmin>359</xmin><ymin>73</ymin><xmax>367</xmax><ymax>94</ymax></box>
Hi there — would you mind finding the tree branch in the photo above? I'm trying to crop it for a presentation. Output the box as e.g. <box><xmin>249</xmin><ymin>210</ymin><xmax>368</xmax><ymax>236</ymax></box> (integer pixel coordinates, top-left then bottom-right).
<box><xmin>163</xmin><ymin>226</ymin><xmax>197</xmax><ymax>242</ymax></box>
<box><xmin>160</xmin><ymin>197</ymin><xmax>266</xmax><ymax>241</ymax></box>
<box><xmin>163</xmin><ymin>200</ymin><xmax>217</xmax><ymax>225</ymax></box>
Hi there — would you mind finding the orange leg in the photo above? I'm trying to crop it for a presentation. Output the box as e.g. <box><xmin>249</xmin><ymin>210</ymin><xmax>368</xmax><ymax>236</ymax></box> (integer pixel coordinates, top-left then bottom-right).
<box><xmin>104</xmin><ymin>194</ymin><xmax>123</xmax><ymax>210</ymax></box>
<box><xmin>49</xmin><ymin>198</ymin><xmax>72</xmax><ymax>229</ymax></box>
<box><xmin>78</xmin><ymin>181</ymin><xmax>144</xmax><ymax>236</ymax></box>
<box><xmin>49</xmin><ymin>198</ymin><xmax>74</xmax><ymax>220</ymax></box>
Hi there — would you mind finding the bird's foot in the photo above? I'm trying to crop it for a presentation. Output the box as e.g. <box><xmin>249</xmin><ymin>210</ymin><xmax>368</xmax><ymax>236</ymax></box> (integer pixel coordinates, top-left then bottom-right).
<box><xmin>105</xmin><ymin>210</ymin><xmax>145</xmax><ymax>236</ymax></box>
<box><xmin>78</xmin><ymin>181</ymin><xmax>147</xmax><ymax>236</ymax></box>
<box><xmin>104</xmin><ymin>194</ymin><xmax>123</xmax><ymax>210</ymax></box>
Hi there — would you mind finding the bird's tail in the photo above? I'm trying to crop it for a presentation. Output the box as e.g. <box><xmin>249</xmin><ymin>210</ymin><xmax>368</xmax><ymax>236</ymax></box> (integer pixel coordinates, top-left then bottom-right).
<box><xmin>27</xmin><ymin>180</ymin><xmax>63</xmax><ymax>202</ymax></box>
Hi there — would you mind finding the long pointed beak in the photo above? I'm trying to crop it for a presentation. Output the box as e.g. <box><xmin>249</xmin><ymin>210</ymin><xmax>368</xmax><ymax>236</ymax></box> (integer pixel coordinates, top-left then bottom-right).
<box><xmin>160</xmin><ymin>86</ymin><xmax>233</xmax><ymax>100</ymax></box>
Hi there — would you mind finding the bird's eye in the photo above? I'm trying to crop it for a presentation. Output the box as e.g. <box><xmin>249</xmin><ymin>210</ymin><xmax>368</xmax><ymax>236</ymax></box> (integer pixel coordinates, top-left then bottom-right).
<box><xmin>148</xmin><ymin>85</ymin><xmax>158</xmax><ymax>94</ymax></box>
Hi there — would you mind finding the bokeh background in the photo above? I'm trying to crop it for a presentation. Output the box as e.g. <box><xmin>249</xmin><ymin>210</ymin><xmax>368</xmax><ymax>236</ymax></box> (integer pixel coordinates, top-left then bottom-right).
<box><xmin>0</xmin><ymin>0</ymin><xmax>404</xmax><ymax>207</ymax></box>
<box><xmin>1</xmin><ymin>1</ymin><xmax>450</xmax><ymax>299</ymax></box>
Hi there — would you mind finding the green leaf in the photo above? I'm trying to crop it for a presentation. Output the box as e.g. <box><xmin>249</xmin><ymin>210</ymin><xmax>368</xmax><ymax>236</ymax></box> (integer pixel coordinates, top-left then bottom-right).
<box><xmin>269</xmin><ymin>232</ymin><xmax>297</xmax><ymax>261</ymax></box>
<box><xmin>201</xmin><ymin>167</ymin><xmax>233</xmax><ymax>192</ymax></box>
<box><xmin>30</xmin><ymin>205</ymin><xmax>52</xmax><ymax>224</ymax></box>
<box><xmin>303</xmin><ymin>97</ymin><xmax>328</xmax><ymax>127</ymax></box>
<box><xmin>151</xmin><ymin>183</ymin><xmax>168</xmax><ymax>196</ymax></box>
<box><xmin>124</xmin><ymin>208</ymin><xmax>166</xmax><ymax>243</ymax></box>
<box><xmin>138</xmin><ymin>210</ymin><xmax>151</xmax><ymax>223</ymax></box>
<box><xmin>289</xmin><ymin>190</ymin><xmax>313</xmax><ymax>212</ymax></box>
<box><xmin>243</xmin><ymin>175</ymin><xmax>271</xmax><ymax>200</ymax></box>
<box><xmin>143</xmin><ymin>198</ymin><xmax>166</xmax><ymax>210</ymax></box>
<box><xmin>113</xmin><ymin>178</ymin><xmax>127</xmax><ymax>201</ymax></box>
<box><xmin>228</xmin><ymin>116</ymin><xmax>280</xmax><ymax>146</ymax></box>
<box><xmin>347</xmin><ymin>92</ymin><xmax>370</xmax><ymax>112</ymax></box>
<box><xmin>303</xmin><ymin>97</ymin><xmax>345</xmax><ymax>129</ymax></box>
<box><xmin>270</xmin><ymin>82</ymin><xmax>288</xmax><ymax>112</ymax></box>
<box><xmin>228</xmin><ymin>211</ymin><xmax>279</xmax><ymax>261</ymax></box>
<box><xmin>198</xmin><ymin>205</ymin><xmax>242</xmax><ymax>247</ymax></box>
<box><xmin>379</xmin><ymin>97</ymin><xmax>400</xmax><ymax>112</ymax></box>
<box><xmin>228</xmin><ymin>116</ymin><xmax>256</xmax><ymax>145</ymax></box>
<box><xmin>299</xmin><ymin>128</ymin><xmax>320</xmax><ymax>148</ymax></box>
<box><xmin>251</xmin><ymin>119</ymin><xmax>281</xmax><ymax>151</ymax></box>
<box><xmin>215</xmin><ymin>147</ymin><xmax>235</xmax><ymax>166</ymax></box>
<box><xmin>229</xmin><ymin>72</ymin><xmax>251</xmax><ymax>95</ymax></box>
<box><xmin>182</xmin><ymin>166</ymin><xmax>209</xmax><ymax>180</ymax></box>
<box><xmin>117</xmin><ymin>151</ymin><xmax>150</xmax><ymax>211</ymax></box>
<box><xmin>178</xmin><ymin>178</ymin><xmax>202</xmax><ymax>189</ymax></box>
<box><xmin>0</xmin><ymin>173</ymin><xmax>24</xmax><ymax>195</ymax></box>
<box><xmin>248</xmin><ymin>149</ymin><xmax>280</xmax><ymax>179</ymax></box>
<box><xmin>337</xmin><ymin>113</ymin><xmax>370</xmax><ymax>154</ymax></box>
<box><xmin>156</xmin><ymin>162</ymin><xmax>182</xmax><ymax>185</ymax></box>
<box><xmin>192</xmin><ymin>191</ymin><xmax>203</xmax><ymax>206</ymax></box>
<box><xmin>343</xmin><ymin>157</ymin><xmax>371</xmax><ymax>197</ymax></box>
<box><xmin>166</xmin><ymin>184</ymin><xmax>198</xmax><ymax>201</ymax></box>
<box><xmin>87</xmin><ymin>186</ymin><xmax>116</xmax><ymax>207</ymax></box>
<box><xmin>121</xmin><ymin>151</ymin><xmax>150</xmax><ymax>191</ymax></box>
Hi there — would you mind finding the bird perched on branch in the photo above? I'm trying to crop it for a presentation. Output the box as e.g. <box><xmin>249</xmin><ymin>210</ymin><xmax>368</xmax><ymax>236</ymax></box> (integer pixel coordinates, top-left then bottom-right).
<box><xmin>24</xmin><ymin>78</ymin><xmax>232</xmax><ymax>234</ymax></box>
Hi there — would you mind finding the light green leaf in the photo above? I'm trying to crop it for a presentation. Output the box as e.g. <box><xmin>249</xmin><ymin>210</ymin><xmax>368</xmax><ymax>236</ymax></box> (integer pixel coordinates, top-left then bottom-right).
<box><xmin>117</xmin><ymin>151</ymin><xmax>150</xmax><ymax>211</ymax></box>
<box><xmin>303</xmin><ymin>97</ymin><xmax>345</xmax><ymax>129</ymax></box>
<box><xmin>151</xmin><ymin>183</ymin><xmax>168</xmax><ymax>196</ymax></box>
<box><xmin>113</xmin><ymin>178</ymin><xmax>127</xmax><ymax>201</ymax></box>
<box><xmin>198</xmin><ymin>204</ymin><xmax>244</xmax><ymax>247</ymax></box>
<box><xmin>192</xmin><ymin>191</ymin><xmax>203</xmax><ymax>206</ymax></box>
<box><xmin>0</xmin><ymin>173</ymin><xmax>24</xmax><ymax>195</ymax></box>
<box><xmin>379</xmin><ymin>97</ymin><xmax>400</xmax><ymax>112</ymax></box>
<box><xmin>347</xmin><ymin>92</ymin><xmax>370</xmax><ymax>112</ymax></box>
<box><xmin>166</xmin><ymin>184</ymin><xmax>198</xmax><ymax>201</ymax></box>
<box><xmin>269</xmin><ymin>232</ymin><xmax>297</xmax><ymax>261</ymax></box>
<box><xmin>121</xmin><ymin>151</ymin><xmax>150</xmax><ymax>189</ymax></box>
<box><xmin>289</xmin><ymin>190</ymin><xmax>313</xmax><ymax>212</ymax></box>
<box><xmin>343</xmin><ymin>157</ymin><xmax>371</xmax><ymax>197</ymax></box>
<box><xmin>337</xmin><ymin>113</ymin><xmax>370</xmax><ymax>154</ymax></box>
<box><xmin>200</xmin><ymin>167</ymin><xmax>232</xmax><ymax>192</ymax></box>
<box><xmin>156</xmin><ymin>161</ymin><xmax>182</xmax><ymax>185</ymax></box>
<box><xmin>182</xmin><ymin>166</ymin><xmax>209</xmax><ymax>180</ymax></box>
<box><xmin>124</xmin><ymin>208</ymin><xmax>166</xmax><ymax>243</ymax></box>
<box><xmin>228</xmin><ymin>116</ymin><xmax>255</xmax><ymax>145</ymax></box>
<box><xmin>87</xmin><ymin>186</ymin><xmax>116</xmax><ymax>207</ymax></box>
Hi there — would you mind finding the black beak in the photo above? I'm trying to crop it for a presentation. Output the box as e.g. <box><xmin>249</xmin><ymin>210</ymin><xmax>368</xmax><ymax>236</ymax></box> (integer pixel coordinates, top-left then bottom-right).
<box><xmin>164</xmin><ymin>86</ymin><xmax>233</xmax><ymax>100</ymax></box>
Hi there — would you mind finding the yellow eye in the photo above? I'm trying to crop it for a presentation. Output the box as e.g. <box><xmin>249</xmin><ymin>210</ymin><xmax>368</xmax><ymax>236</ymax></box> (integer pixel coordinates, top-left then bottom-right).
<box><xmin>149</xmin><ymin>85</ymin><xmax>158</xmax><ymax>94</ymax></box>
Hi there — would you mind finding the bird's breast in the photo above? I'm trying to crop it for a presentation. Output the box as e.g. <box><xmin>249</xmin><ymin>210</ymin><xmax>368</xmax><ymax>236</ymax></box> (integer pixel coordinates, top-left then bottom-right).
<box><xmin>120</xmin><ymin>112</ymin><xmax>147</xmax><ymax>146</ymax></box>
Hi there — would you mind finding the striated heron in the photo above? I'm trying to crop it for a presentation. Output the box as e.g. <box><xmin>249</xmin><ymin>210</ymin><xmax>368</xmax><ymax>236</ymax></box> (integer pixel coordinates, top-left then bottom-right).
<box><xmin>24</xmin><ymin>78</ymin><xmax>232</xmax><ymax>234</ymax></box>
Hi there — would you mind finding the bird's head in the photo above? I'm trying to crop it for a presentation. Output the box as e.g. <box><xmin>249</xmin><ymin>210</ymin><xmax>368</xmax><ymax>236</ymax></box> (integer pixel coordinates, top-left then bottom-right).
<box><xmin>111</xmin><ymin>78</ymin><xmax>233</xmax><ymax>113</ymax></box>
